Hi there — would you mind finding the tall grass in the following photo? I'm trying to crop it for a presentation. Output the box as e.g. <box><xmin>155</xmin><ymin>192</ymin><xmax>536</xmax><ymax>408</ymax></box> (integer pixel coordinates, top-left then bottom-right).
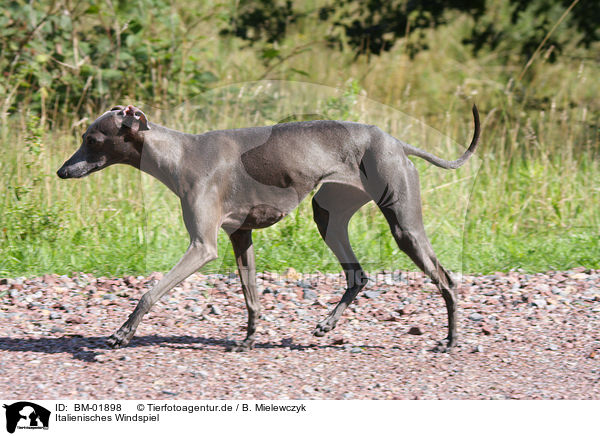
<box><xmin>1</xmin><ymin>4</ymin><xmax>598</xmax><ymax>276</ymax></box>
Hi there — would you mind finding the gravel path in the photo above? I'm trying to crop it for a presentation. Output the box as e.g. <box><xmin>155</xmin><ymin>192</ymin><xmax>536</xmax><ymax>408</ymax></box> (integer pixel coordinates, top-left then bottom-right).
<box><xmin>1</xmin><ymin>268</ymin><xmax>599</xmax><ymax>399</ymax></box>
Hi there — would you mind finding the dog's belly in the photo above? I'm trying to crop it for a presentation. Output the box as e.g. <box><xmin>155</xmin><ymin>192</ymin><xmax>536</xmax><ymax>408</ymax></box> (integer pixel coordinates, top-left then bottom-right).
<box><xmin>223</xmin><ymin>204</ymin><xmax>288</xmax><ymax>231</ymax></box>
<box><xmin>241</xmin><ymin>204</ymin><xmax>287</xmax><ymax>229</ymax></box>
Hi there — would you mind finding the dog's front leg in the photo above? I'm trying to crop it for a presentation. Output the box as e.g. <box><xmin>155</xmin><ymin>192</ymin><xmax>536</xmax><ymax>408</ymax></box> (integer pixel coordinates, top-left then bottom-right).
<box><xmin>107</xmin><ymin>240</ymin><xmax>217</xmax><ymax>349</ymax></box>
<box><xmin>227</xmin><ymin>229</ymin><xmax>260</xmax><ymax>352</ymax></box>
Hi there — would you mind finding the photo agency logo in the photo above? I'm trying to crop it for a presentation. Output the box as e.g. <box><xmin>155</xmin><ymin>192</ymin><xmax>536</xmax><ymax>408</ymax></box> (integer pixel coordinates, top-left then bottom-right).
<box><xmin>2</xmin><ymin>402</ymin><xmax>50</xmax><ymax>434</ymax></box>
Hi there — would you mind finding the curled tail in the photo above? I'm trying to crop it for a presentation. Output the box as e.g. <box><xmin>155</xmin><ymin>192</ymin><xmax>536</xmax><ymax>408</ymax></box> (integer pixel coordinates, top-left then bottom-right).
<box><xmin>404</xmin><ymin>104</ymin><xmax>480</xmax><ymax>169</ymax></box>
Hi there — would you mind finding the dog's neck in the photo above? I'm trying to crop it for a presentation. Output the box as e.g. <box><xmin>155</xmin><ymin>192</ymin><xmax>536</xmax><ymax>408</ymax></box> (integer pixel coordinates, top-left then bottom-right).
<box><xmin>136</xmin><ymin>123</ymin><xmax>198</xmax><ymax>197</ymax></box>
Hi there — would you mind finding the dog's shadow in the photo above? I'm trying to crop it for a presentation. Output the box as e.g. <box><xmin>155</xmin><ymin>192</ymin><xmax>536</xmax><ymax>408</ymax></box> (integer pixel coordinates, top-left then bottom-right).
<box><xmin>0</xmin><ymin>335</ymin><xmax>382</xmax><ymax>362</ymax></box>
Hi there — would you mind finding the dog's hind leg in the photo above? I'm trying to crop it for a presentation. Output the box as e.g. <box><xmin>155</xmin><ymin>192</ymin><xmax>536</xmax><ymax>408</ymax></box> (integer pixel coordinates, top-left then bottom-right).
<box><xmin>311</xmin><ymin>183</ymin><xmax>371</xmax><ymax>337</ymax></box>
<box><xmin>227</xmin><ymin>229</ymin><xmax>260</xmax><ymax>352</ymax></box>
<box><xmin>372</xmin><ymin>160</ymin><xmax>459</xmax><ymax>351</ymax></box>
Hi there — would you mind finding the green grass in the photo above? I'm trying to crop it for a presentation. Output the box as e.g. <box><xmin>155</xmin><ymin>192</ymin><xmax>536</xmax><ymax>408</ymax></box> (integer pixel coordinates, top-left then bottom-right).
<box><xmin>0</xmin><ymin>4</ymin><xmax>598</xmax><ymax>277</ymax></box>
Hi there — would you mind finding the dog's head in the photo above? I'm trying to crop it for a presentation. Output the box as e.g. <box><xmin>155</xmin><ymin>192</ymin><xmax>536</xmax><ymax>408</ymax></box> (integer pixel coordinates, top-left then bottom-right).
<box><xmin>57</xmin><ymin>105</ymin><xmax>150</xmax><ymax>179</ymax></box>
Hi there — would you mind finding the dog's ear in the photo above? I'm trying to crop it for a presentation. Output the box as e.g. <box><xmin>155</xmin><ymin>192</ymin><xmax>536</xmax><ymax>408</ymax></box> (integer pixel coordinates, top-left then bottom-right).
<box><xmin>121</xmin><ymin>105</ymin><xmax>151</xmax><ymax>131</ymax></box>
<box><xmin>111</xmin><ymin>105</ymin><xmax>126</xmax><ymax>111</ymax></box>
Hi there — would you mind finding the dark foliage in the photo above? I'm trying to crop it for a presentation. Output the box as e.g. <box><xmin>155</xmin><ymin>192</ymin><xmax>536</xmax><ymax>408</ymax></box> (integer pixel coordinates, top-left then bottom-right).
<box><xmin>223</xmin><ymin>0</ymin><xmax>598</xmax><ymax>59</ymax></box>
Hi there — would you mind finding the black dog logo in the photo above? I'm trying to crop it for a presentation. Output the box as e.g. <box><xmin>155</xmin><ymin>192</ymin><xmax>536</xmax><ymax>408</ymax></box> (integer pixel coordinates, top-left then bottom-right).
<box><xmin>3</xmin><ymin>402</ymin><xmax>50</xmax><ymax>433</ymax></box>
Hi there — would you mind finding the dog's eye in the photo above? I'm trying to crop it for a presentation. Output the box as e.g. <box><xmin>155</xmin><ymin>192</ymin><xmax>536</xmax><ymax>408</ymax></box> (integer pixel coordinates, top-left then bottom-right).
<box><xmin>87</xmin><ymin>136</ymin><xmax>101</xmax><ymax>148</ymax></box>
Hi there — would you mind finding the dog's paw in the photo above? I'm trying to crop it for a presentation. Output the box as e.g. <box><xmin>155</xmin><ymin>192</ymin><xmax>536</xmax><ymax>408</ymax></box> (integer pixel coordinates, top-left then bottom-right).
<box><xmin>106</xmin><ymin>328</ymin><xmax>133</xmax><ymax>349</ymax></box>
<box><xmin>430</xmin><ymin>337</ymin><xmax>457</xmax><ymax>353</ymax></box>
<box><xmin>313</xmin><ymin>321</ymin><xmax>334</xmax><ymax>337</ymax></box>
<box><xmin>226</xmin><ymin>339</ymin><xmax>255</xmax><ymax>352</ymax></box>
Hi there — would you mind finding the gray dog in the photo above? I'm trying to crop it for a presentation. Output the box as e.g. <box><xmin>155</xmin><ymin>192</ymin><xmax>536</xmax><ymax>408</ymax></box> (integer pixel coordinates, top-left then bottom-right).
<box><xmin>57</xmin><ymin>104</ymin><xmax>480</xmax><ymax>352</ymax></box>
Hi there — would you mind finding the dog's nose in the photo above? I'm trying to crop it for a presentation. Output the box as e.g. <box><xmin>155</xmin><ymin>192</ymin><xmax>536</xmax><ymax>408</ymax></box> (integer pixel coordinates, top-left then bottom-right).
<box><xmin>57</xmin><ymin>166</ymin><xmax>69</xmax><ymax>179</ymax></box>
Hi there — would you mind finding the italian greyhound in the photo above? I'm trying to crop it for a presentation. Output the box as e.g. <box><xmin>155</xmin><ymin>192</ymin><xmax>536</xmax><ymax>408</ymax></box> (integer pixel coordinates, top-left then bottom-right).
<box><xmin>57</xmin><ymin>104</ymin><xmax>480</xmax><ymax>352</ymax></box>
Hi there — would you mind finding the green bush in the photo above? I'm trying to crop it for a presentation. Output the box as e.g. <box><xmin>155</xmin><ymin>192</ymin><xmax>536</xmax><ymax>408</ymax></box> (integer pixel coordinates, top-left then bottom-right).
<box><xmin>1</xmin><ymin>0</ymin><xmax>218</xmax><ymax>125</ymax></box>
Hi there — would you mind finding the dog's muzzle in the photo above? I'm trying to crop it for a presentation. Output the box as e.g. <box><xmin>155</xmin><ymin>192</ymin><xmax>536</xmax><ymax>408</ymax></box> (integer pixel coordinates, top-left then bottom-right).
<box><xmin>56</xmin><ymin>166</ymin><xmax>71</xmax><ymax>179</ymax></box>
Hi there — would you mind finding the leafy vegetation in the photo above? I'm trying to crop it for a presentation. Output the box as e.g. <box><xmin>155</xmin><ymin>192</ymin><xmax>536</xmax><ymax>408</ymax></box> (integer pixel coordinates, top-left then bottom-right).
<box><xmin>1</xmin><ymin>0</ymin><xmax>598</xmax><ymax>276</ymax></box>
